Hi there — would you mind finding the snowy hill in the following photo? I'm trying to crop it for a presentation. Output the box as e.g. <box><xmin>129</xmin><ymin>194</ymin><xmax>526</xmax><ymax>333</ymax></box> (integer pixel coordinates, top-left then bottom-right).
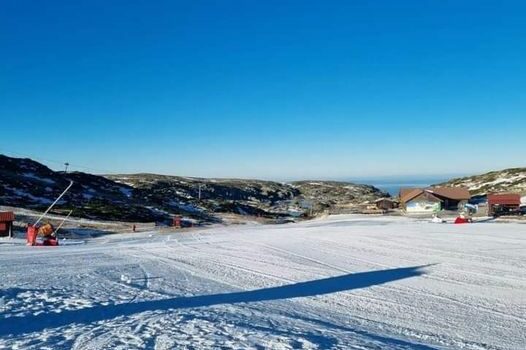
<box><xmin>436</xmin><ymin>167</ymin><xmax>526</xmax><ymax>196</ymax></box>
<box><xmin>0</xmin><ymin>155</ymin><xmax>388</xmax><ymax>223</ymax></box>
<box><xmin>1</xmin><ymin>215</ymin><xmax>524</xmax><ymax>349</ymax></box>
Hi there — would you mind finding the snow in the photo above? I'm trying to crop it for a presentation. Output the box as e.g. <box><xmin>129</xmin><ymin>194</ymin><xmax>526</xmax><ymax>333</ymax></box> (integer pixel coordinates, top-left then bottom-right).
<box><xmin>22</xmin><ymin>172</ymin><xmax>56</xmax><ymax>185</ymax></box>
<box><xmin>174</xmin><ymin>190</ymin><xmax>193</xmax><ymax>199</ymax></box>
<box><xmin>82</xmin><ymin>192</ymin><xmax>95</xmax><ymax>200</ymax></box>
<box><xmin>467</xmin><ymin>174</ymin><xmax>526</xmax><ymax>191</ymax></box>
<box><xmin>306</xmin><ymin>182</ymin><xmax>326</xmax><ymax>186</ymax></box>
<box><xmin>4</xmin><ymin>186</ymin><xmax>53</xmax><ymax>205</ymax></box>
<box><xmin>114</xmin><ymin>179</ymin><xmax>137</xmax><ymax>188</ymax></box>
<box><xmin>167</xmin><ymin>200</ymin><xmax>203</xmax><ymax>214</ymax></box>
<box><xmin>1</xmin><ymin>215</ymin><xmax>525</xmax><ymax>349</ymax></box>
<box><xmin>119</xmin><ymin>187</ymin><xmax>133</xmax><ymax>198</ymax></box>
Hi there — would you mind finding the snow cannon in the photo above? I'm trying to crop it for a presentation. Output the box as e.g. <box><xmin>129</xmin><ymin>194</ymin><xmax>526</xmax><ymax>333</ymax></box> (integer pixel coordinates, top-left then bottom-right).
<box><xmin>39</xmin><ymin>223</ymin><xmax>59</xmax><ymax>246</ymax></box>
<box><xmin>38</xmin><ymin>223</ymin><xmax>55</xmax><ymax>237</ymax></box>
<box><xmin>27</xmin><ymin>181</ymin><xmax>74</xmax><ymax>247</ymax></box>
<box><xmin>26</xmin><ymin>223</ymin><xmax>59</xmax><ymax>246</ymax></box>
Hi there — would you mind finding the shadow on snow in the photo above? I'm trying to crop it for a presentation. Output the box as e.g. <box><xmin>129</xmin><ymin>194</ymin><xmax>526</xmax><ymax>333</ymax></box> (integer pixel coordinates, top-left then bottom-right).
<box><xmin>1</xmin><ymin>265</ymin><xmax>428</xmax><ymax>339</ymax></box>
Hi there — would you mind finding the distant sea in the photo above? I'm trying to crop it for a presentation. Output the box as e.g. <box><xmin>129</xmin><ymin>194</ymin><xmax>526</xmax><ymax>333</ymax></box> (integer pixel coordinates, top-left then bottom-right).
<box><xmin>351</xmin><ymin>177</ymin><xmax>450</xmax><ymax>197</ymax></box>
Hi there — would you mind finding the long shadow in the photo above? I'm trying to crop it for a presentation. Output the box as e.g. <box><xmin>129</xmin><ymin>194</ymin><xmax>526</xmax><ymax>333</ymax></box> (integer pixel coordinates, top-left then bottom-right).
<box><xmin>473</xmin><ymin>217</ymin><xmax>496</xmax><ymax>223</ymax></box>
<box><xmin>1</xmin><ymin>265</ymin><xmax>427</xmax><ymax>337</ymax></box>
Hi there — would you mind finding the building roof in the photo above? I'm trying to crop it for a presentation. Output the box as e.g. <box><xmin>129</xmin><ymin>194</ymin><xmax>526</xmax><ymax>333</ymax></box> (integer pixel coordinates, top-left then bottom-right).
<box><xmin>427</xmin><ymin>187</ymin><xmax>471</xmax><ymax>201</ymax></box>
<box><xmin>0</xmin><ymin>212</ymin><xmax>15</xmax><ymax>222</ymax></box>
<box><xmin>399</xmin><ymin>188</ymin><xmax>424</xmax><ymax>203</ymax></box>
<box><xmin>417</xmin><ymin>191</ymin><xmax>442</xmax><ymax>202</ymax></box>
<box><xmin>400</xmin><ymin>186</ymin><xmax>471</xmax><ymax>203</ymax></box>
<box><xmin>487</xmin><ymin>193</ymin><xmax>521</xmax><ymax>205</ymax></box>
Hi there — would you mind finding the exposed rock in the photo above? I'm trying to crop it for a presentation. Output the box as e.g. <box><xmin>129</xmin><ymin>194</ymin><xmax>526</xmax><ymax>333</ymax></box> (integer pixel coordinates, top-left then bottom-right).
<box><xmin>291</xmin><ymin>181</ymin><xmax>390</xmax><ymax>214</ymax></box>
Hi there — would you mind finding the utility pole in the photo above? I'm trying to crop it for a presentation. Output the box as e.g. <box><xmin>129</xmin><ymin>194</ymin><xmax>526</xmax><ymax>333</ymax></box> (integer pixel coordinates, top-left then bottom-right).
<box><xmin>198</xmin><ymin>184</ymin><xmax>203</xmax><ymax>201</ymax></box>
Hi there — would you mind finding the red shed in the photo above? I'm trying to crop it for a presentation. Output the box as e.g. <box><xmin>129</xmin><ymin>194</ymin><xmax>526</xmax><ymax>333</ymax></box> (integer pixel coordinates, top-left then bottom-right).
<box><xmin>0</xmin><ymin>211</ymin><xmax>15</xmax><ymax>238</ymax></box>
<box><xmin>487</xmin><ymin>193</ymin><xmax>521</xmax><ymax>216</ymax></box>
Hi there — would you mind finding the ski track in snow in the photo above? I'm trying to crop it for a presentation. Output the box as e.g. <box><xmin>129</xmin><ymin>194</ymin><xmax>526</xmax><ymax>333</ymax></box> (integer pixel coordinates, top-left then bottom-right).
<box><xmin>0</xmin><ymin>215</ymin><xmax>525</xmax><ymax>349</ymax></box>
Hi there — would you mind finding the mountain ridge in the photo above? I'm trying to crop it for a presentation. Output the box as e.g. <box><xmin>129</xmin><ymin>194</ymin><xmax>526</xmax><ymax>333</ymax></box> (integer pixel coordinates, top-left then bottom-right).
<box><xmin>0</xmin><ymin>154</ymin><xmax>388</xmax><ymax>223</ymax></box>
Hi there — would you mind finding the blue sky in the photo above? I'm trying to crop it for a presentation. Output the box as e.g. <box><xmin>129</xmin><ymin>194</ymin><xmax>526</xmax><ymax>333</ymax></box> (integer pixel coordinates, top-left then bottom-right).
<box><xmin>1</xmin><ymin>1</ymin><xmax>525</xmax><ymax>180</ymax></box>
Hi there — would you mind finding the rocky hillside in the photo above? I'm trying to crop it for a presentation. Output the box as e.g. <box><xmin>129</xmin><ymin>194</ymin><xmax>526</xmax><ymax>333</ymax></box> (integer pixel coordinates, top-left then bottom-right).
<box><xmin>436</xmin><ymin>168</ymin><xmax>526</xmax><ymax>196</ymax></box>
<box><xmin>0</xmin><ymin>154</ymin><xmax>389</xmax><ymax>223</ymax></box>
<box><xmin>290</xmin><ymin>181</ymin><xmax>388</xmax><ymax>213</ymax></box>
<box><xmin>108</xmin><ymin>175</ymin><xmax>389</xmax><ymax>219</ymax></box>
<box><xmin>106</xmin><ymin>174</ymin><xmax>300</xmax><ymax>219</ymax></box>
<box><xmin>0</xmin><ymin>155</ymin><xmax>165</xmax><ymax>222</ymax></box>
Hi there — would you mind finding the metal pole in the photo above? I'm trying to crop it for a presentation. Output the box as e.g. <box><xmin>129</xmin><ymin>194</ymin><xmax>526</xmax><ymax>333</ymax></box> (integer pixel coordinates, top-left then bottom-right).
<box><xmin>34</xmin><ymin>181</ymin><xmax>74</xmax><ymax>226</ymax></box>
<box><xmin>53</xmin><ymin>209</ymin><xmax>73</xmax><ymax>237</ymax></box>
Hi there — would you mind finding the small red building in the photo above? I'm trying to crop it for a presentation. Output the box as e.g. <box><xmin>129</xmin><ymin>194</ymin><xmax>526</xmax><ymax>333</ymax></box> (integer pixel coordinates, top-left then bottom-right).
<box><xmin>487</xmin><ymin>193</ymin><xmax>521</xmax><ymax>216</ymax></box>
<box><xmin>0</xmin><ymin>211</ymin><xmax>15</xmax><ymax>238</ymax></box>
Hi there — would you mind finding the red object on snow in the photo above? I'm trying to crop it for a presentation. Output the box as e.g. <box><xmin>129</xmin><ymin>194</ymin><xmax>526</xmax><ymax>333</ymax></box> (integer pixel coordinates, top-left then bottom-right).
<box><xmin>26</xmin><ymin>224</ymin><xmax>59</xmax><ymax>246</ymax></box>
<box><xmin>454</xmin><ymin>217</ymin><xmax>469</xmax><ymax>224</ymax></box>
<box><xmin>173</xmin><ymin>216</ymin><xmax>181</xmax><ymax>228</ymax></box>
<box><xmin>42</xmin><ymin>237</ymin><xmax>59</xmax><ymax>246</ymax></box>
<box><xmin>26</xmin><ymin>225</ymin><xmax>38</xmax><ymax>246</ymax></box>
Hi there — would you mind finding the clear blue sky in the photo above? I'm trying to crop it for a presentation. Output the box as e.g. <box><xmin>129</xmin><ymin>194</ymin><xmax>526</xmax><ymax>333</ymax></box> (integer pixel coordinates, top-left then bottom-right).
<box><xmin>1</xmin><ymin>1</ymin><xmax>525</xmax><ymax>180</ymax></box>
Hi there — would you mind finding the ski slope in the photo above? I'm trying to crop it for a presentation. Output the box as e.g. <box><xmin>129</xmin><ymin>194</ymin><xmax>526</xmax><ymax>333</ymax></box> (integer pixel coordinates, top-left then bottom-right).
<box><xmin>1</xmin><ymin>215</ymin><xmax>525</xmax><ymax>349</ymax></box>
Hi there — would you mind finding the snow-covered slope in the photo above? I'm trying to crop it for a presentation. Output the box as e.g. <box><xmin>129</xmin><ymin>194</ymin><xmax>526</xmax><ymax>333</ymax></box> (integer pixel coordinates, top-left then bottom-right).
<box><xmin>437</xmin><ymin>168</ymin><xmax>526</xmax><ymax>196</ymax></box>
<box><xmin>1</xmin><ymin>216</ymin><xmax>524</xmax><ymax>349</ymax></box>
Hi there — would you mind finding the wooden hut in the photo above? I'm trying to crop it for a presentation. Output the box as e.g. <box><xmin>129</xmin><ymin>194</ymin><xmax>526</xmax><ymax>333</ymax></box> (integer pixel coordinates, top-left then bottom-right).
<box><xmin>0</xmin><ymin>212</ymin><xmax>15</xmax><ymax>238</ymax></box>
<box><xmin>375</xmin><ymin>198</ymin><xmax>396</xmax><ymax>210</ymax></box>
<box><xmin>487</xmin><ymin>193</ymin><xmax>521</xmax><ymax>216</ymax></box>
